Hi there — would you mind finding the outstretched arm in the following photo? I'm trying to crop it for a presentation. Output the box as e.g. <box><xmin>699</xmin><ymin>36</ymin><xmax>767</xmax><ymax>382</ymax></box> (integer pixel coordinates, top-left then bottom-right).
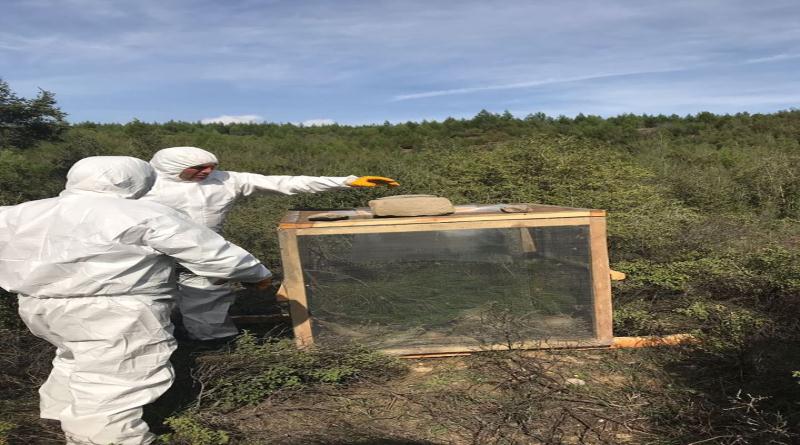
<box><xmin>233</xmin><ymin>172</ymin><xmax>358</xmax><ymax>197</ymax></box>
<box><xmin>233</xmin><ymin>172</ymin><xmax>400</xmax><ymax>197</ymax></box>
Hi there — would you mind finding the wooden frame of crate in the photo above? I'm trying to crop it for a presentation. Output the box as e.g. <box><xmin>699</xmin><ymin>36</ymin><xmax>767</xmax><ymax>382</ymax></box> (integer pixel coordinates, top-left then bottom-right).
<box><xmin>277</xmin><ymin>203</ymin><xmax>613</xmax><ymax>356</ymax></box>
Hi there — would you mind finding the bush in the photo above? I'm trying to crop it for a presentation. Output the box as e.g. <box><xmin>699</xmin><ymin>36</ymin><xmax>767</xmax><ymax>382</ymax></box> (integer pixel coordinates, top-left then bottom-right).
<box><xmin>0</xmin><ymin>421</ymin><xmax>16</xmax><ymax>445</ymax></box>
<box><xmin>0</xmin><ymin>79</ymin><xmax>67</xmax><ymax>149</ymax></box>
<box><xmin>613</xmin><ymin>259</ymin><xmax>691</xmax><ymax>296</ymax></box>
<box><xmin>193</xmin><ymin>332</ymin><xmax>406</xmax><ymax>411</ymax></box>
<box><xmin>0</xmin><ymin>148</ymin><xmax>63</xmax><ymax>205</ymax></box>
<box><xmin>612</xmin><ymin>300</ymin><xmax>666</xmax><ymax>335</ymax></box>
<box><xmin>677</xmin><ymin>301</ymin><xmax>770</xmax><ymax>357</ymax></box>
<box><xmin>160</xmin><ymin>415</ymin><xmax>230</xmax><ymax>445</ymax></box>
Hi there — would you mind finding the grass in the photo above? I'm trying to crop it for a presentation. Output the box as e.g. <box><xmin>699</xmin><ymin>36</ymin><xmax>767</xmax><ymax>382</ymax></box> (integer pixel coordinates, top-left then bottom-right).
<box><xmin>158</xmin><ymin>335</ymin><xmax>798</xmax><ymax>444</ymax></box>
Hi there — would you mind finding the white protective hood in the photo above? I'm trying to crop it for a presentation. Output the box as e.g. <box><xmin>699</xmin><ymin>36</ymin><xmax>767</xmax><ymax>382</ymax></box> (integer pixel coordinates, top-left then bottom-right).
<box><xmin>150</xmin><ymin>146</ymin><xmax>218</xmax><ymax>181</ymax></box>
<box><xmin>61</xmin><ymin>156</ymin><xmax>156</xmax><ymax>199</ymax></box>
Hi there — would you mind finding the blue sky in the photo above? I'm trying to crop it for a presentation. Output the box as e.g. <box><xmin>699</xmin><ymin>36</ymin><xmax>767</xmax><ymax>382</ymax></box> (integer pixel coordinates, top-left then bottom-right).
<box><xmin>2</xmin><ymin>0</ymin><xmax>799</xmax><ymax>124</ymax></box>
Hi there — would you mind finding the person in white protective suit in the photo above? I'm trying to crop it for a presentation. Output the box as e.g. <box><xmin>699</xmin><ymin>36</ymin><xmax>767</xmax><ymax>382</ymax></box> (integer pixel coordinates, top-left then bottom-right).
<box><xmin>0</xmin><ymin>156</ymin><xmax>271</xmax><ymax>445</ymax></box>
<box><xmin>141</xmin><ymin>146</ymin><xmax>399</xmax><ymax>340</ymax></box>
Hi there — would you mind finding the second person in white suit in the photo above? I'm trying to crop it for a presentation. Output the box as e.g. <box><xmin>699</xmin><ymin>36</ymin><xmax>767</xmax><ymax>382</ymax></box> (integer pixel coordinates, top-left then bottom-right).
<box><xmin>141</xmin><ymin>146</ymin><xmax>399</xmax><ymax>340</ymax></box>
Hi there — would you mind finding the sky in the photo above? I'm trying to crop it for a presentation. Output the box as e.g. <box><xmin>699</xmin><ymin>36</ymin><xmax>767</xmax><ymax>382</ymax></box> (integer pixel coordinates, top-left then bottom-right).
<box><xmin>2</xmin><ymin>0</ymin><xmax>799</xmax><ymax>125</ymax></box>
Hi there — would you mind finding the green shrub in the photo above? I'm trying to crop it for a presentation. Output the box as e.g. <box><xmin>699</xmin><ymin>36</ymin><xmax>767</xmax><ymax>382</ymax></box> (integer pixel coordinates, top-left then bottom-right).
<box><xmin>612</xmin><ymin>300</ymin><xmax>664</xmax><ymax>336</ymax></box>
<box><xmin>0</xmin><ymin>149</ymin><xmax>62</xmax><ymax>205</ymax></box>
<box><xmin>677</xmin><ymin>301</ymin><xmax>770</xmax><ymax>358</ymax></box>
<box><xmin>160</xmin><ymin>414</ymin><xmax>230</xmax><ymax>445</ymax></box>
<box><xmin>194</xmin><ymin>332</ymin><xmax>406</xmax><ymax>411</ymax></box>
<box><xmin>49</xmin><ymin>130</ymin><xmax>112</xmax><ymax>173</ymax></box>
<box><xmin>0</xmin><ymin>421</ymin><xmax>16</xmax><ymax>445</ymax></box>
<box><xmin>613</xmin><ymin>259</ymin><xmax>691</xmax><ymax>296</ymax></box>
<box><xmin>614</xmin><ymin>245</ymin><xmax>800</xmax><ymax>305</ymax></box>
<box><xmin>682</xmin><ymin>247</ymin><xmax>800</xmax><ymax>314</ymax></box>
<box><xmin>422</xmin><ymin>135</ymin><xmax>665</xmax><ymax>210</ymax></box>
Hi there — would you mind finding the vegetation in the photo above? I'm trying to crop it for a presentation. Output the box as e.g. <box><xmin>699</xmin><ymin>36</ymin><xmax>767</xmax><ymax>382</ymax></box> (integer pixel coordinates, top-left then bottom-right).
<box><xmin>159</xmin><ymin>415</ymin><xmax>231</xmax><ymax>445</ymax></box>
<box><xmin>0</xmin><ymin>78</ymin><xmax>66</xmax><ymax>150</ymax></box>
<box><xmin>0</xmin><ymin>79</ymin><xmax>798</xmax><ymax>443</ymax></box>
<box><xmin>192</xmin><ymin>333</ymin><xmax>405</xmax><ymax>411</ymax></box>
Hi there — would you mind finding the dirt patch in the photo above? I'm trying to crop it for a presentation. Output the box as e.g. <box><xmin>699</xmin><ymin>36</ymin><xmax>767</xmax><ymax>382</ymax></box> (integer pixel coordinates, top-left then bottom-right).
<box><xmin>190</xmin><ymin>350</ymin><xmax>675</xmax><ymax>444</ymax></box>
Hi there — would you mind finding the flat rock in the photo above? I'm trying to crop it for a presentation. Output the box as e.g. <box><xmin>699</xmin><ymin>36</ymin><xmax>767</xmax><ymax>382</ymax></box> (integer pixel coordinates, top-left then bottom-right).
<box><xmin>369</xmin><ymin>195</ymin><xmax>455</xmax><ymax>217</ymax></box>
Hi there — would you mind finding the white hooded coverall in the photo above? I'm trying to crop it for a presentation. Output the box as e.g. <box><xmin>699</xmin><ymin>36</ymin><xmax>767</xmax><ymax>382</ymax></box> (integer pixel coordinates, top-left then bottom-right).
<box><xmin>0</xmin><ymin>156</ymin><xmax>270</xmax><ymax>445</ymax></box>
<box><xmin>141</xmin><ymin>146</ymin><xmax>356</xmax><ymax>340</ymax></box>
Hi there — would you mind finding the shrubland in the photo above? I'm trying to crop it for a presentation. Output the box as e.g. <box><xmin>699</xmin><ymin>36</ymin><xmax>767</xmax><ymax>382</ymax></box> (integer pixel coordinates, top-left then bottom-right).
<box><xmin>1</xmin><ymin>80</ymin><xmax>798</xmax><ymax>443</ymax></box>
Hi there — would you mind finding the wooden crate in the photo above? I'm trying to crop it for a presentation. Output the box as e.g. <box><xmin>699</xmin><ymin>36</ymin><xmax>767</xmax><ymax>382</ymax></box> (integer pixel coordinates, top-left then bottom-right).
<box><xmin>277</xmin><ymin>203</ymin><xmax>612</xmax><ymax>356</ymax></box>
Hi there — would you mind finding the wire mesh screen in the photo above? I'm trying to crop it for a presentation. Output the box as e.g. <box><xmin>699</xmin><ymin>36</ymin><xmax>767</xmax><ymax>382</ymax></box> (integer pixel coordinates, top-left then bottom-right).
<box><xmin>296</xmin><ymin>225</ymin><xmax>595</xmax><ymax>350</ymax></box>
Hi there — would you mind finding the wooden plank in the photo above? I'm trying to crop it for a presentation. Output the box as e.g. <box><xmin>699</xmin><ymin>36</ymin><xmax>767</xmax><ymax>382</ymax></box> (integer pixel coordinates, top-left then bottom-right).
<box><xmin>398</xmin><ymin>334</ymin><xmax>696</xmax><ymax>358</ymax></box>
<box><xmin>609</xmin><ymin>270</ymin><xmax>626</xmax><ymax>281</ymax></box>
<box><xmin>277</xmin><ymin>229</ymin><xmax>314</xmax><ymax>348</ymax></box>
<box><xmin>383</xmin><ymin>337</ymin><xmax>614</xmax><ymax>356</ymax></box>
<box><xmin>274</xmin><ymin>283</ymin><xmax>289</xmax><ymax>302</ymax></box>
<box><xmin>280</xmin><ymin>209</ymin><xmax>596</xmax><ymax>229</ymax></box>
<box><xmin>611</xmin><ymin>334</ymin><xmax>696</xmax><ymax>348</ymax></box>
<box><xmin>292</xmin><ymin>217</ymin><xmax>592</xmax><ymax>236</ymax></box>
<box><xmin>589</xmin><ymin>217</ymin><xmax>613</xmax><ymax>342</ymax></box>
<box><xmin>281</xmin><ymin>204</ymin><xmax>605</xmax><ymax>228</ymax></box>
<box><xmin>399</xmin><ymin>352</ymin><xmax>473</xmax><ymax>359</ymax></box>
<box><xmin>279</xmin><ymin>211</ymin><xmax>302</xmax><ymax>225</ymax></box>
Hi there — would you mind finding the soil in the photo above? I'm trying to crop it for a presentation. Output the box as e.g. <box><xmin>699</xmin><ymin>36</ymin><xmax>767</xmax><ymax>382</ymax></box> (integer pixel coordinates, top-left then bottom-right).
<box><xmin>210</xmin><ymin>348</ymin><xmax>674</xmax><ymax>444</ymax></box>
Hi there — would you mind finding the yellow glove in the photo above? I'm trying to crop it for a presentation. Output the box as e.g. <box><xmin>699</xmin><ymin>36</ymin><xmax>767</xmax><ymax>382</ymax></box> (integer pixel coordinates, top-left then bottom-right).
<box><xmin>348</xmin><ymin>176</ymin><xmax>400</xmax><ymax>187</ymax></box>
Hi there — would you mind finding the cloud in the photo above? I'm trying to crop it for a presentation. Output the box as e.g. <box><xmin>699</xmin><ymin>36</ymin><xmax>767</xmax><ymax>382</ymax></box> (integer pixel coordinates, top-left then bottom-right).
<box><xmin>502</xmin><ymin>72</ymin><xmax>800</xmax><ymax>118</ymax></box>
<box><xmin>301</xmin><ymin>118</ymin><xmax>336</xmax><ymax>126</ymax></box>
<box><xmin>200</xmin><ymin>114</ymin><xmax>263</xmax><ymax>125</ymax></box>
<box><xmin>744</xmin><ymin>53</ymin><xmax>800</xmax><ymax>64</ymax></box>
<box><xmin>392</xmin><ymin>68</ymin><xmax>684</xmax><ymax>101</ymax></box>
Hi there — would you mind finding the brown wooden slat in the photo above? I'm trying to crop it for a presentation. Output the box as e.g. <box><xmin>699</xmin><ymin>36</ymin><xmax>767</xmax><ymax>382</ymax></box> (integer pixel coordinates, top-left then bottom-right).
<box><xmin>589</xmin><ymin>217</ymin><xmax>613</xmax><ymax>342</ymax></box>
<box><xmin>278</xmin><ymin>229</ymin><xmax>314</xmax><ymax>348</ymax></box>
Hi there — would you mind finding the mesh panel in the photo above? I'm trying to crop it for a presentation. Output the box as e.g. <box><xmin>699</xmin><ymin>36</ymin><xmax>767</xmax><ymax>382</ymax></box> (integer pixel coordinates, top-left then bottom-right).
<box><xmin>297</xmin><ymin>225</ymin><xmax>595</xmax><ymax>349</ymax></box>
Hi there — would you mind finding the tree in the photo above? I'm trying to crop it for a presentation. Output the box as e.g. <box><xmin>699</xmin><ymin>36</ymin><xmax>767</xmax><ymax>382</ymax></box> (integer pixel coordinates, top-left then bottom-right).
<box><xmin>0</xmin><ymin>78</ymin><xmax>67</xmax><ymax>148</ymax></box>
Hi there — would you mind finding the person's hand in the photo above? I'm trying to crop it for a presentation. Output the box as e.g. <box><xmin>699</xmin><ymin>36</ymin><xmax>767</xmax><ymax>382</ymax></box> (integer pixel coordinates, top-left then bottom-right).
<box><xmin>347</xmin><ymin>176</ymin><xmax>400</xmax><ymax>187</ymax></box>
<box><xmin>244</xmin><ymin>277</ymin><xmax>273</xmax><ymax>290</ymax></box>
